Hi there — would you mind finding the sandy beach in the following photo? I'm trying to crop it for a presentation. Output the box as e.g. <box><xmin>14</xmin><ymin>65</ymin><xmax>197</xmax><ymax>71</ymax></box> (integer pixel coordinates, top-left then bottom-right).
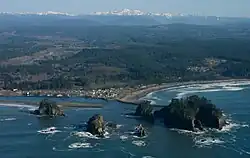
<box><xmin>118</xmin><ymin>79</ymin><xmax>250</xmax><ymax>104</ymax></box>
<box><xmin>0</xmin><ymin>79</ymin><xmax>250</xmax><ymax>107</ymax></box>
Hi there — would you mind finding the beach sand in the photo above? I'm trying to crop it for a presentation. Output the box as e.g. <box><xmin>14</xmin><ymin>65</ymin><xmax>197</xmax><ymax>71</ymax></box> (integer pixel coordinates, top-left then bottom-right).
<box><xmin>117</xmin><ymin>79</ymin><xmax>250</xmax><ymax>104</ymax></box>
<box><xmin>1</xmin><ymin>79</ymin><xmax>250</xmax><ymax>107</ymax></box>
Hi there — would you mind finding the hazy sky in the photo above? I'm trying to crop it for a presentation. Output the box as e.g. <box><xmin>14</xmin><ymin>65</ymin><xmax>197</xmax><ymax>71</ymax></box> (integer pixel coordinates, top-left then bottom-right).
<box><xmin>1</xmin><ymin>0</ymin><xmax>249</xmax><ymax>17</ymax></box>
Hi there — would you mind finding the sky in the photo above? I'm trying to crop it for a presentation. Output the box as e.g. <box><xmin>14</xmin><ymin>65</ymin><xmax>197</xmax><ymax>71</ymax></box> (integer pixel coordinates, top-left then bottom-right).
<box><xmin>0</xmin><ymin>0</ymin><xmax>249</xmax><ymax>17</ymax></box>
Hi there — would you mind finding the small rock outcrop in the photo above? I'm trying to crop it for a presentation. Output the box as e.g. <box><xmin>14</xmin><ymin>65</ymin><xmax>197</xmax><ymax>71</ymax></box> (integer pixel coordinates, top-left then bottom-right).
<box><xmin>134</xmin><ymin>124</ymin><xmax>147</xmax><ymax>137</ymax></box>
<box><xmin>135</xmin><ymin>100</ymin><xmax>154</xmax><ymax>122</ymax></box>
<box><xmin>86</xmin><ymin>114</ymin><xmax>105</xmax><ymax>137</ymax></box>
<box><xmin>154</xmin><ymin>95</ymin><xmax>226</xmax><ymax>131</ymax></box>
<box><xmin>33</xmin><ymin>99</ymin><xmax>65</xmax><ymax>117</ymax></box>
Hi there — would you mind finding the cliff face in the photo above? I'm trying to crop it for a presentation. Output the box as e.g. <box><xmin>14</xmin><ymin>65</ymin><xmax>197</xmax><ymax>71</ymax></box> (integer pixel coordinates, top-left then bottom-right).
<box><xmin>135</xmin><ymin>101</ymin><xmax>154</xmax><ymax>122</ymax></box>
<box><xmin>32</xmin><ymin>99</ymin><xmax>65</xmax><ymax>117</ymax></box>
<box><xmin>136</xmin><ymin>95</ymin><xmax>226</xmax><ymax>131</ymax></box>
<box><xmin>86</xmin><ymin>114</ymin><xmax>105</xmax><ymax>137</ymax></box>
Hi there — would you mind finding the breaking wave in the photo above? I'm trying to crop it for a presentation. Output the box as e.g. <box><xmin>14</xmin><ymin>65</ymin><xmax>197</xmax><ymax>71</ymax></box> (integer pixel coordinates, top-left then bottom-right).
<box><xmin>144</xmin><ymin>80</ymin><xmax>250</xmax><ymax>102</ymax></box>
<box><xmin>175</xmin><ymin>86</ymin><xmax>245</xmax><ymax>99</ymax></box>
<box><xmin>194</xmin><ymin>137</ymin><xmax>224</xmax><ymax>148</ymax></box>
<box><xmin>120</xmin><ymin>135</ymin><xmax>128</xmax><ymax>141</ymax></box>
<box><xmin>170</xmin><ymin>128</ymin><xmax>205</xmax><ymax>135</ymax></box>
<box><xmin>68</xmin><ymin>142</ymin><xmax>92</xmax><ymax>149</ymax></box>
<box><xmin>132</xmin><ymin>140</ymin><xmax>146</xmax><ymax>147</ymax></box>
<box><xmin>0</xmin><ymin>117</ymin><xmax>17</xmax><ymax>121</ymax></box>
<box><xmin>216</xmin><ymin>121</ymin><xmax>249</xmax><ymax>133</ymax></box>
<box><xmin>143</xmin><ymin>92</ymin><xmax>162</xmax><ymax>101</ymax></box>
<box><xmin>122</xmin><ymin>115</ymin><xmax>141</xmax><ymax>119</ymax></box>
<box><xmin>132</xmin><ymin>135</ymin><xmax>148</xmax><ymax>139</ymax></box>
<box><xmin>171</xmin><ymin>120</ymin><xmax>249</xmax><ymax>148</ymax></box>
<box><xmin>38</xmin><ymin>127</ymin><xmax>61</xmax><ymax>134</ymax></box>
<box><xmin>73</xmin><ymin>131</ymin><xmax>110</xmax><ymax>139</ymax></box>
<box><xmin>171</xmin><ymin>81</ymin><xmax>249</xmax><ymax>99</ymax></box>
<box><xmin>73</xmin><ymin>131</ymin><xmax>100</xmax><ymax>139</ymax></box>
<box><xmin>116</xmin><ymin>124</ymin><xmax>123</xmax><ymax>129</ymax></box>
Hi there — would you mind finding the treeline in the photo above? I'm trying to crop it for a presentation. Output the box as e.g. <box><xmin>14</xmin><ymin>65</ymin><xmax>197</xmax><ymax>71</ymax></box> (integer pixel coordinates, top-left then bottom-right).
<box><xmin>1</xmin><ymin>24</ymin><xmax>250</xmax><ymax>90</ymax></box>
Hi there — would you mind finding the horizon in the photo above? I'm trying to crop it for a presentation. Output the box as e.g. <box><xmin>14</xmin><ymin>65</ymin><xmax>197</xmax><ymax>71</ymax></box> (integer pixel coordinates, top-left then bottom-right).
<box><xmin>1</xmin><ymin>0</ymin><xmax>250</xmax><ymax>18</ymax></box>
<box><xmin>0</xmin><ymin>8</ymin><xmax>249</xmax><ymax>19</ymax></box>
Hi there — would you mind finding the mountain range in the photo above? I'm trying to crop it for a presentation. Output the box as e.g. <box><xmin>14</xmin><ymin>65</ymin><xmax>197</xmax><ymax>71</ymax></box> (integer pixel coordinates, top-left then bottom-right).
<box><xmin>0</xmin><ymin>9</ymin><xmax>201</xmax><ymax>18</ymax></box>
<box><xmin>0</xmin><ymin>11</ymin><xmax>75</xmax><ymax>16</ymax></box>
<box><xmin>1</xmin><ymin>9</ymin><xmax>250</xmax><ymax>26</ymax></box>
<box><xmin>92</xmin><ymin>9</ymin><xmax>176</xmax><ymax>18</ymax></box>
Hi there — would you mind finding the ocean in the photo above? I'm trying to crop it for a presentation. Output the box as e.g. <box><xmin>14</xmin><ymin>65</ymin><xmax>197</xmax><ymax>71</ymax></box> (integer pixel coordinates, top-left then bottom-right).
<box><xmin>0</xmin><ymin>81</ymin><xmax>250</xmax><ymax>158</ymax></box>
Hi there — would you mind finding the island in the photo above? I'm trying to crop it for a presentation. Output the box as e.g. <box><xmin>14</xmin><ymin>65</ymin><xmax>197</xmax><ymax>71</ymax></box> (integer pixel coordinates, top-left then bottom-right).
<box><xmin>32</xmin><ymin>99</ymin><xmax>65</xmax><ymax>117</ymax></box>
<box><xmin>133</xmin><ymin>95</ymin><xmax>227</xmax><ymax>131</ymax></box>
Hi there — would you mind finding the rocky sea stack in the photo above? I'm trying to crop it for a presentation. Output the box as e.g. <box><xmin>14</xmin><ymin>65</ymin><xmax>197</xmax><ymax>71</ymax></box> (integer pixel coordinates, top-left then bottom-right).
<box><xmin>135</xmin><ymin>95</ymin><xmax>227</xmax><ymax>131</ymax></box>
<box><xmin>33</xmin><ymin>99</ymin><xmax>65</xmax><ymax>117</ymax></box>
<box><xmin>134</xmin><ymin>100</ymin><xmax>154</xmax><ymax>122</ymax></box>
<box><xmin>134</xmin><ymin>124</ymin><xmax>147</xmax><ymax>137</ymax></box>
<box><xmin>86</xmin><ymin>114</ymin><xmax>105</xmax><ymax>137</ymax></box>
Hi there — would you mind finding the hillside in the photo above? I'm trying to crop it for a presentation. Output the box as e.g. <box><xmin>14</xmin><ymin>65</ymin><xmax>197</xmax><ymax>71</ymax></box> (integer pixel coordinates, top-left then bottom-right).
<box><xmin>0</xmin><ymin>16</ymin><xmax>250</xmax><ymax>90</ymax></box>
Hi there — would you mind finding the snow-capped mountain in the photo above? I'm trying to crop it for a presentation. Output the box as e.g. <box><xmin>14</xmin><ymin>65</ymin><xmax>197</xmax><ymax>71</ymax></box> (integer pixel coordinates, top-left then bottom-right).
<box><xmin>92</xmin><ymin>9</ymin><xmax>175</xmax><ymax>17</ymax></box>
<box><xmin>0</xmin><ymin>11</ymin><xmax>75</xmax><ymax>16</ymax></box>
<box><xmin>0</xmin><ymin>9</ymin><xmax>213</xmax><ymax>19</ymax></box>
<box><xmin>94</xmin><ymin>9</ymin><xmax>146</xmax><ymax>16</ymax></box>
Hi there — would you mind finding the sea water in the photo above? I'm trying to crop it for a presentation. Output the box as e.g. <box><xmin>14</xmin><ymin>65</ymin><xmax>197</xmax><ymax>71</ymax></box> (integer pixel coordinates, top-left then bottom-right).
<box><xmin>0</xmin><ymin>81</ymin><xmax>250</xmax><ymax>158</ymax></box>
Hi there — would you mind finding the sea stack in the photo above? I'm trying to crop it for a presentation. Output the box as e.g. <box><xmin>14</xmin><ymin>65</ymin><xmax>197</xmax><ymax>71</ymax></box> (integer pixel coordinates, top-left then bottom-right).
<box><xmin>134</xmin><ymin>95</ymin><xmax>226</xmax><ymax>131</ymax></box>
<box><xmin>134</xmin><ymin>100</ymin><xmax>154</xmax><ymax>122</ymax></box>
<box><xmin>86</xmin><ymin>114</ymin><xmax>105</xmax><ymax>137</ymax></box>
<box><xmin>32</xmin><ymin>99</ymin><xmax>65</xmax><ymax>117</ymax></box>
<box><xmin>154</xmin><ymin>95</ymin><xmax>226</xmax><ymax>131</ymax></box>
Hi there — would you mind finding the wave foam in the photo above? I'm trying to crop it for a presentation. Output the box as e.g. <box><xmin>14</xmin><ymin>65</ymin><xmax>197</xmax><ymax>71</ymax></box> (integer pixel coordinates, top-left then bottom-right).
<box><xmin>68</xmin><ymin>142</ymin><xmax>92</xmax><ymax>149</ymax></box>
<box><xmin>116</xmin><ymin>124</ymin><xmax>123</xmax><ymax>129</ymax></box>
<box><xmin>171</xmin><ymin>120</ymin><xmax>249</xmax><ymax>148</ymax></box>
<box><xmin>0</xmin><ymin>103</ymin><xmax>37</xmax><ymax>111</ymax></box>
<box><xmin>154</xmin><ymin>80</ymin><xmax>250</xmax><ymax>99</ymax></box>
<box><xmin>142</xmin><ymin>156</ymin><xmax>155</xmax><ymax>158</ymax></box>
<box><xmin>132</xmin><ymin>135</ymin><xmax>148</xmax><ymax>139</ymax></box>
<box><xmin>142</xmin><ymin>92</ymin><xmax>162</xmax><ymax>103</ymax></box>
<box><xmin>0</xmin><ymin>117</ymin><xmax>17</xmax><ymax>121</ymax></box>
<box><xmin>120</xmin><ymin>135</ymin><xmax>128</xmax><ymax>141</ymax></box>
<box><xmin>52</xmin><ymin>147</ymin><xmax>73</xmax><ymax>152</ymax></box>
<box><xmin>217</xmin><ymin>122</ymin><xmax>249</xmax><ymax>133</ymax></box>
<box><xmin>73</xmin><ymin>131</ymin><xmax>110</xmax><ymax>139</ymax></box>
<box><xmin>123</xmin><ymin>115</ymin><xmax>141</xmax><ymax>119</ymax></box>
<box><xmin>170</xmin><ymin>128</ymin><xmax>205</xmax><ymax>135</ymax></box>
<box><xmin>73</xmin><ymin>131</ymin><xmax>100</xmax><ymax>139</ymax></box>
<box><xmin>132</xmin><ymin>140</ymin><xmax>146</xmax><ymax>147</ymax></box>
<box><xmin>194</xmin><ymin>137</ymin><xmax>224</xmax><ymax>148</ymax></box>
<box><xmin>38</xmin><ymin>127</ymin><xmax>61</xmax><ymax>134</ymax></box>
<box><xmin>175</xmin><ymin>86</ymin><xmax>245</xmax><ymax>99</ymax></box>
<box><xmin>144</xmin><ymin>80</ymin><xmax>250</xmax><ymax>101</ymax></box>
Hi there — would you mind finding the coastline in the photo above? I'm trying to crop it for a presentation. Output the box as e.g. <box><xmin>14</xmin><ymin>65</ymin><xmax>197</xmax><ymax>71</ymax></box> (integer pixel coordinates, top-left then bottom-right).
<box><xmin>117</xmin><ymin>79</ymin><xmax>250</xmax><ymax>104</ymax></box>
<box><xmin>0</xmin><ymin>100</ymin><xmax>103</xmax><ymax>108</ymax></box>
<box><xmin>0</xmin><ymin>79</ymin><xmax>250</xmax><ymax>107</ymax></box>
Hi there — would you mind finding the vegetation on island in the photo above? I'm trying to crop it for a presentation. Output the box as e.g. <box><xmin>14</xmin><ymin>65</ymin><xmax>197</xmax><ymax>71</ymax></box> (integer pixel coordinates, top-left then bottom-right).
<box><xmin>135</xmin><ymin>101</ymin><xmax>154</xmax><ymax>122</ymax></box>
<box><xmin>32</xmin><ymin>99</ymin><xmax>65</xmax><ymax>117</ymax></box>
<box><xmin>136</xmin><ymin>95</ymin><xmax>226</xmax><ymax>131</ymax></box>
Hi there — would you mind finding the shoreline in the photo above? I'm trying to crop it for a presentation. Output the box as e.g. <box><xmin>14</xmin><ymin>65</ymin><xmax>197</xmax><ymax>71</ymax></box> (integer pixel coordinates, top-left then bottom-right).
<box><xmin>117</xmin><ymin>79</ymin><xmax>250</xmax><ymax>104</ymax></box>
<box><xmin>0</xmin><ymin>100</ymin><xmax>103</xmax><ymax>108</ymax></box>
<box><xmin>0</xmin><ymin>79</ymin><xmax>250</xmax><ymax>107</ymax></box>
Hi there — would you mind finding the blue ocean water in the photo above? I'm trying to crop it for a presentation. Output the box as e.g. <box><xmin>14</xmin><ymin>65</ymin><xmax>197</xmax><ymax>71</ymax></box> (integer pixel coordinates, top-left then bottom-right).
<box><xmin>0</xmin><ymin>81</ymin><xmax>250</xmax><ymax>158</ymax></box>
